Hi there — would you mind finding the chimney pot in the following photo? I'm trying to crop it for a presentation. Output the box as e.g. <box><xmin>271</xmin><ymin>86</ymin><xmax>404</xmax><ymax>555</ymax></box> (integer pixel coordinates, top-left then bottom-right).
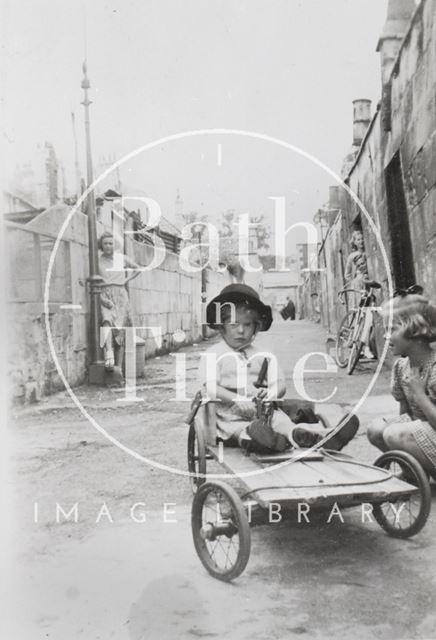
<box><xmin>352</xmin><ymin>99</ymin><xmax>372</xmax><ymax>146</ymax></box>
<box><xmin>376</xmin><ymin>0</ymin><xmax>416</xmax><ymax>131</ymax></box>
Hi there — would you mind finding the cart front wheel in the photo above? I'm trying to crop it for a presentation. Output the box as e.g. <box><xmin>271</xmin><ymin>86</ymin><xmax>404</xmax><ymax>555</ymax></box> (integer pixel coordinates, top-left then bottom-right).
<box><xmin>372</xmin><ymin>450</ymin><xmax>431</xmax><ymax>538</ymax></box>
<box><xmin>187</xmin><ymin>421</ymin><xmax>206</xmax><ymax>494</ymax></box>
<box><xmin>192</xmin><ymin>481</ymin><xmax>251</xmax><ymax>581</ymax></box>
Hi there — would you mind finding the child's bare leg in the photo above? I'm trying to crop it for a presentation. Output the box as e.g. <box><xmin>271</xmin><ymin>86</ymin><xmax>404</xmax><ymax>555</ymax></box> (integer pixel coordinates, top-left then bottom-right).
<box><xmin>367</xmin><ymin>417</ymin><xmax>390</xmax><ymax>452</ymax></box>
<box><xmin>115</xmin><ymin>342</ymin><xmax>124</xmax><ymax>369</ymax></box>
<box><xmin>270</xmin><ymin>409</ymin><xmax>296</xmax><ymax>441</ymax></box>
<box><xmin>383</xmin><ymin>424</ymin><xmax>433</xmax><ymax>472</ymax></box>
<box><xmin>101</xmin><ymin>322</ymin><xmax>115</xmax><ymax>370</ymax></box>
<box><xmin>101</xmin><ymin>321</ymin><xmax>112</xmax><ymax>350</ymax></box>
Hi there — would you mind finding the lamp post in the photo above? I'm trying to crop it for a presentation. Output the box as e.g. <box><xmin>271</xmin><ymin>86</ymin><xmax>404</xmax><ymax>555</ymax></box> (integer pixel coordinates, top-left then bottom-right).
<box><xmin>81</xmin><ymin>61</ymin><xmax>105</xmax><ymax>383</ymax></box>
<box><xmin>193</xmin><ymin>222</ymin><xmax>207</xmax><ymax>339</ymax></box>
<box><xmin>314</xmin><ymin>206</ymin><xmax>337</xmax><ymax>333</ymax></box>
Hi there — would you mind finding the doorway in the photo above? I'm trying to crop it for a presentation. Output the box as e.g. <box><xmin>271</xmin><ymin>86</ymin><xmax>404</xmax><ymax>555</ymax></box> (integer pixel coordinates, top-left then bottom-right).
<box><xmin>384</xmin><ymin>152</ymin><xmax>416</xmax><ymax>289</ymax></box>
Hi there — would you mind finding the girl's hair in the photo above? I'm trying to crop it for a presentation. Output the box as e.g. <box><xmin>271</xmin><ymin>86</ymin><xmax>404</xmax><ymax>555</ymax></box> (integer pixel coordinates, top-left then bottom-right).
<box><xmin>382</xmin><ymin>294</ymin><xmax>436</xmax><ymax>342</ymax></box>
<box><xmin>220</xmin><ymin>302</ymin><xmax>261</xmax><ymax>328</ymax></box>
<box><xmin>350</xmin><ymin>229</ymin><xmax>364</xmax><ymax>252</ymax></box>
<box><xmin>98</xmin><ymin>231</ymin><xmax>113</xmax><ymax>251</ymax></box>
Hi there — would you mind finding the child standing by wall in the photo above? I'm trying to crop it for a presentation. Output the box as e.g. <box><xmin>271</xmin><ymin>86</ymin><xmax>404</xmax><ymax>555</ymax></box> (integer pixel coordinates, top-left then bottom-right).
<box><xmin>367</xmin><ymin>292</ymin><xmax>436</xmax><ymax>475</ymax></box>
<box><xmin>98</xmin><ymin>231</ymin><xmax>140</xmax><ymax>371</ymax></box>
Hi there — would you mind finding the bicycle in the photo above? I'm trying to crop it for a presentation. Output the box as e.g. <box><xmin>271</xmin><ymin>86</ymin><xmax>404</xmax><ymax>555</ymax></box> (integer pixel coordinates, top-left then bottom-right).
<box><xmin>335</xmin><ymin>280</ymin><xmax>382</xmax><ymax>375</ymax></box>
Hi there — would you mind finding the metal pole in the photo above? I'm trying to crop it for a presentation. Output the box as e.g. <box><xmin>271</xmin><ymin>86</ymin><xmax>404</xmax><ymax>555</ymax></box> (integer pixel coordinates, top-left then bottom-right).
<box><xmin>196</xmin><ymin>228</ymin><xmax>207</xmax><ymax>339</ymax></box>
<box><xmin>81</xmin><ymin>61</ymin><xmax>105</xmax><ymax>382</ymax></box>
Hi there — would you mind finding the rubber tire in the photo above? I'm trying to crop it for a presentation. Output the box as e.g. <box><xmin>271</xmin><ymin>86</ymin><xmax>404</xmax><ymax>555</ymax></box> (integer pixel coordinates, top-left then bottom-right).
<box><xmin>335</xmin><ymin>311</ymin><xmax>356</xmax><ymax>368</ymax></box>
<box><xmin>192</xmin><ymin>481</ymin><xmax>251</xmax><ymax>582</ymax></box>
<box><xmin>372</xmin><ymin>450</ymin><xmax>431</xmax><ymax>538</ymax></box>
<box><xmin>187</xmin><ymin>420</ymin><xmax>206</xmax><ymax>494</ymax></box>
<box><xmin>347</xmin><ymin>314</ymin><xmax>365</xmax><ymax>375</ymax></box>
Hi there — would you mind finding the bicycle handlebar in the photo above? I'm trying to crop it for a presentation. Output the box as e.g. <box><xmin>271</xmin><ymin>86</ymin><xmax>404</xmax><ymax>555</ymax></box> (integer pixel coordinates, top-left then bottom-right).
<box><xmin>338</xmin><ymin>288</ymin><xmax>364</xmax><ymax>296</ymax></box>
<box><xmin>338</xmin><ymin>280</ymin><xmax>382</xmax><ymax>302</ymax></box>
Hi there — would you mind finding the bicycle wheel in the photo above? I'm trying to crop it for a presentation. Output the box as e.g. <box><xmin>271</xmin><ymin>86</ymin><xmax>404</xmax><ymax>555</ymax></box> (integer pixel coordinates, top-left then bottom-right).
<box><xmin>335</xmin><ymin>310</ymin><xmax>356</xmax><ymax>368</ymax></box>
<box><xmin>192</xmin><ymin>481</ymin><xmax>251</xmax><ymax>581</ymax></box>
<box><xmin>347</xmin><ymin>313</ymin><xmax>365</xmax><ymax>375</ymax></box>
<box><xmin>372</xmin><ymin>451</ymin><xmax>431</xmax><ymax>538</ymax></box>
<box><xmin>187</xmin><ymin>420</ymin><xmax>207</xmax><ymax>493</ymax></box>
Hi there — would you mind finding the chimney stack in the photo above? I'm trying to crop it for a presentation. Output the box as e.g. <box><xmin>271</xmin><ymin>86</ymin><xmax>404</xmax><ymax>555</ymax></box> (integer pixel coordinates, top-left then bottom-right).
<box><xmin>376</xmin><ymin>0</ymin><xmax>416</xmax><ymax>130</ymax></box>
<box><xmin>352</xmin><ymin>99</ymin><xmax>372</xmax><ymax>146</ymax></box>
<box><xmin>329</xmin><ymin>186</ymin><xmax>341</xmax><ymax>210</ymax></box>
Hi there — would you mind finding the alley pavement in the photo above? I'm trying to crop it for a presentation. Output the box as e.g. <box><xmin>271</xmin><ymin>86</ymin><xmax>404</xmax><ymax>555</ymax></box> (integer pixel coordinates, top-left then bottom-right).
<box><xmin>5</xmin><ymin>319</ymin><xmax>436</xmax><ymax>640</ymax></box>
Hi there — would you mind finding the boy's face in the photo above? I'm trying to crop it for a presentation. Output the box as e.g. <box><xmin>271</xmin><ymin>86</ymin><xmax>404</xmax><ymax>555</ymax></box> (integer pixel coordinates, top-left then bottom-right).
<box><xmin>222</xmin><ymin>307</ymin><xmax>258</xmax><ymax>350</ymax></box>
<box><xmin>386</xmin><ymin>322</ymin><xmax>410</xmax><ymax>356</ymax></box>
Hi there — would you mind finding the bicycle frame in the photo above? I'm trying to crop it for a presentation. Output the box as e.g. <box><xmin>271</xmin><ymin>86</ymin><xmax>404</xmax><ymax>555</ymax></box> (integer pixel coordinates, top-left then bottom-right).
<box><xmin>338</xmin><ymin>286</ymin><xmax>380</xmax><ymax>347</ymax></box>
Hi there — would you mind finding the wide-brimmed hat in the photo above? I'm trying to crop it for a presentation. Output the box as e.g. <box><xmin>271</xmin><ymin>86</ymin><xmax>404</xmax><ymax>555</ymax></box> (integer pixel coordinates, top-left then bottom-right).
<box><xmin>206</xmin><ymin>284</ymin><xmax>273</xmax><ymax>331</ymax></box>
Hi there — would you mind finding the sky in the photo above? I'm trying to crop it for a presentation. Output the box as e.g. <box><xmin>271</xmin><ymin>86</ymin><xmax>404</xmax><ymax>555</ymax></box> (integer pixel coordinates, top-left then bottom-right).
<box><xmin>2</xmin><ymin>0</ymin><xmax>388</xmax><ymax>240</ymax></box>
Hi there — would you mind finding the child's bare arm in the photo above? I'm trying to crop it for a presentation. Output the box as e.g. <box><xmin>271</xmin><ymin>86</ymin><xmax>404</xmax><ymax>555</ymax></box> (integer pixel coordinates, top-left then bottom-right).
<box><xmin>214</xmin><ymin>384</ymin><xmax>254</xmax><ymax>414</ymax></box>
<box><xmin>399</xmin><ymin>399</ymin><xmax>409</xmax><ymax>415</ymax></box>
<box><xmin>413</xmin><ymin>393</ymin><xmax>436</xmax><ymax>429</ymax></box>
<box><xmin>408</xmin><ymin>371</ymin><xmax>436</xmax><ymax>429</ymax></box>
<box><xmin>214</xmin><ymin>384</ymin><xmax>242</xmax><ymax>403</ymax></box>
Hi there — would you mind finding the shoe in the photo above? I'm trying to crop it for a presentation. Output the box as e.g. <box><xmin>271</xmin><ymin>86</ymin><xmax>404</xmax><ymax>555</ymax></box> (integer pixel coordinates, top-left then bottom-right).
<box><xmin>292</xmin><ymin>414</ymin><xmax>359</xmax><ymax>451</ymax></box>
<box><xmin>104</xmin><ymin>349</ymin><xmax>115</xmax><ymax>371</ymax></box>
<box><xmin>291</xmin><ymin>427</ymin><xmax>323</xmax><ymax>448</ymax></box>
<box><xmin>247</xmin><ymin>418</ymin><xmax>277</xmax><ymax>450</ymax></box>
<box><xmin>247</xmin><ymin>418</ymin><xmax>290</xmax><ymax>453</ymax></box>
<box><xmin>321</xmin><ymin>414</ymin><xmax>360</xmax><ymax>451</ymax></box>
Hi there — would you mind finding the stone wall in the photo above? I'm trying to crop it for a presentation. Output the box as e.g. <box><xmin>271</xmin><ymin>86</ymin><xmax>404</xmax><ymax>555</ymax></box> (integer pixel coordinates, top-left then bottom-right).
<box><xmin>6</xmin><ymin>207</ymin><xmax>90</xmax><ymax>402</ymax></box>
<box><xmin>307</xmin><ymin>0</ymin><xmax>436</xmax><ymax>352</ymax></box>
<box><xmin>126</xmin><ymin>238</ymin><xmax>226</xmax><ymax>357</ymax></box>
<box><xmin>6</xmin><ymin>205</ymin><xmax>226</xmax><ymax>401</ymax></box>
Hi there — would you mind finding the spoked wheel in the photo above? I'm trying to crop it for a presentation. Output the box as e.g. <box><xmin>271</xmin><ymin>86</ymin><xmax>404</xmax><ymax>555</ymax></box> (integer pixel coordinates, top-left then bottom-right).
<box><xmin>192</xmin><ymin>481</ymin><xmax>251</xmax><ymax>581</ymax></box>
<box><xmin>347</xmin><ymin>314</ymin><xmax>365</xmax><ymax>375</ymax></box>
<box><xmin>372</xmin><ymin>450</ymin><xmax>431</xmax><ymax>538</ymax></box>
<box><xmin>187</xmin><ymin>421</ymin><xmax>206</xmax><ymax>494</ymax></box>
<box><xmin>335</xmin><ymin>311</ymin><xmax>356</xmax><ymax>368</ymax></box>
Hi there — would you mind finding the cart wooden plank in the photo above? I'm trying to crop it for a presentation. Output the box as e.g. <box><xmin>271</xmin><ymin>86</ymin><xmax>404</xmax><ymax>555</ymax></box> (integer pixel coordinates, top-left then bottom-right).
<box><xmin>206</xmin><ymin>445</ymin><xmax>418</xmax><ymax>509</ymax></box>
<box><xmin>250</xmin><ymin>477</ymin><xmax>417</xmax><ymax>509</ymax></box>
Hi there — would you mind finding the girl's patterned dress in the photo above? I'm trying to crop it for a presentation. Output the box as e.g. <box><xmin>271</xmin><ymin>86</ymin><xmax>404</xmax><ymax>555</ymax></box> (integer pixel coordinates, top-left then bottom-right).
<box><xmin>388</xmin><ymin>351</ymin><xmax>436</xmax><ymax>468</ymax></box>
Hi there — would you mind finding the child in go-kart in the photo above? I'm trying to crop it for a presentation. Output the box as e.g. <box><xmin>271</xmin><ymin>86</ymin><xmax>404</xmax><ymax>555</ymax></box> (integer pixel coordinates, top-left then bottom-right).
<box><xmin>199</xmin><ymin>283</ymin><xmax>358</xmax><ymax>452</ymax></box>
<box><xmin>367</xmin><ymin>288</ymin><xmax>436</xmax><ymax>476</ymax></box>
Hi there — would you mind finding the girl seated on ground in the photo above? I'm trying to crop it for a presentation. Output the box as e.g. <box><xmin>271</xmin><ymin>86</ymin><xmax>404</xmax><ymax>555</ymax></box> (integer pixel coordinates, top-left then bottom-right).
<box><xmin>367</xmin><ymin>289</ymin><xmax>436</xmax><ymax>476</ymax></box>
<box><xmin>200</xmin><ymin>284</ymin><xmax>358</xmax><ymax>452</ymax></box>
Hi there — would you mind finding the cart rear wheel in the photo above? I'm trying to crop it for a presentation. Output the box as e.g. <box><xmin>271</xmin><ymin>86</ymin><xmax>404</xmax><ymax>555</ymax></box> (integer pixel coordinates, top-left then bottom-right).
<box><xmin>192</xmin><ymin>481</ymin><xmax>251</xmax><ymax>581</ymax></box>
<box><xmin>335</xmin><ymin>311</ymin><xmax>356</xmax><ymax>368</ymax></box>
<box><xmin>187</xmin><ymin>421</ymin><xmax>206</xmax><ymax>494</ymax></box>
<box><xmin>372</xmin><ymin>450</ymin><xmax>431</xmax><ymax>538</ymax></box>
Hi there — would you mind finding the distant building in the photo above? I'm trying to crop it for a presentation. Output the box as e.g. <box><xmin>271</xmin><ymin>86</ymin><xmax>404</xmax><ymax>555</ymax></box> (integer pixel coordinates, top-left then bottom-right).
<box><xmin>8</xmin><ymin>142</ymin><xmax>66</xmax><ymax>210</ymax></box>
